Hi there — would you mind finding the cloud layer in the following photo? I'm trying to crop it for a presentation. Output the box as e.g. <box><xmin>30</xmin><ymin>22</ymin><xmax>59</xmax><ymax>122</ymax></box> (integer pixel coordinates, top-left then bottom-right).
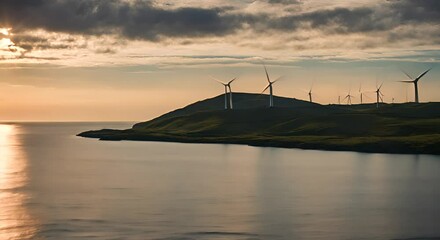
<box><xmin>0</xmin><ymin>0</ymin><xmax>439</xmax><ymax>65</ymax></box>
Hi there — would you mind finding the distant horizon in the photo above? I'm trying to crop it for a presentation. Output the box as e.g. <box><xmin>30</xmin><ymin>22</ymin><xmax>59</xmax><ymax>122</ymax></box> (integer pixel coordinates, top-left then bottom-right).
<box><xmin>1</xmin><ymin>91</ymin><xmax>438</xmax><ymax>122</ymax></box>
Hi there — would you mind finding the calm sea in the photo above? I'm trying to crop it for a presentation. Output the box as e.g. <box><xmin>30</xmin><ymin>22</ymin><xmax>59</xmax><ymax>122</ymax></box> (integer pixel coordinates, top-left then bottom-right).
<box><xmin>0</xmin><ymin>122</ymin><xmax>439</xmax><ymax>240</ymax></box>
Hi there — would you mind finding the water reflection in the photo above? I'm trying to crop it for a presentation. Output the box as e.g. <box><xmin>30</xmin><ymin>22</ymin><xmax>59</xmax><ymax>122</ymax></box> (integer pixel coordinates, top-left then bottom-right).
<box><xmin>0</xmin><ymin>124</ymin><xmax>37</xmax><ymax>240</ymax></box>
<box><xmin>0</xmin><ymin>122</ymin><xmax>438</xmax><ymax>239</ymax></box>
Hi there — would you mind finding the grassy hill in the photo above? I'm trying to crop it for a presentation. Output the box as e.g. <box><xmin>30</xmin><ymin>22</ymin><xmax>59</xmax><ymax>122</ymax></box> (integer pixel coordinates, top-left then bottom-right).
<box><xmin>79</xmin><ymin>93</ymin><xmax>440</xmax><ymax>155</ymax></box>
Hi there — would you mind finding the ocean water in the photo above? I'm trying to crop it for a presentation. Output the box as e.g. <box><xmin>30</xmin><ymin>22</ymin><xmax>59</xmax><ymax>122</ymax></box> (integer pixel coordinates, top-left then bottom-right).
<box><xmin>0</xmin><ymin>122</ymin><xmax>439</xmax><ymax>240</ymax></box>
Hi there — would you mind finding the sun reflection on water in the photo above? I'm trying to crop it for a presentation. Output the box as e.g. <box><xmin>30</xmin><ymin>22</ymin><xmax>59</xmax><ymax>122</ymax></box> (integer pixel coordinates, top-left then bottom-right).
<box><xmin>0</xmin><ymin>124</ymin><xmax>37</xmax><ymax>240</ymax></box>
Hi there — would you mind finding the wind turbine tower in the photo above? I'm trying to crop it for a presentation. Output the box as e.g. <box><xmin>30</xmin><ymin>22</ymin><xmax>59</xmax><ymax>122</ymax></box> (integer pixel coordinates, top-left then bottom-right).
<box><xmin>261</xmin><ymin>64</ymin><xmax>281</xmax><ymax>108</ymax></box>
<box><xmin>308</xmin><ymin>83</ymin><xmax>314</xmax><ymax>103</ymax></box>
<box><xmin>359</xmin><ymin>84</ymin><xmax>364</xmax><ymax>104</ymax></box>
<box><xmin>226</xmin><ymin>78</ymin><xmax>236</xmax><ymax>109</ymax></box>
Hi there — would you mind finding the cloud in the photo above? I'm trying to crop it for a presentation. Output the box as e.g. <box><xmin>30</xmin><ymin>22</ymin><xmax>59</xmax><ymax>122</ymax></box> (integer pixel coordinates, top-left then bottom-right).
<box><xmin>266</xmin><ymin>1</ymin><xmax>439</xmax><ymax>34</ymax></box>
<box><xmin>1</xmin><ymin>0</ymin><xmax>438</xmax><ymax>39</ymax></box>
<box><xmin>95</xmin><ymin>47</ymin><xmax>117</xmax><ymax>54</ymax></box>
<box><xmin>0</xmin><ymin>0</ymin><xmax>243</xmax><ymax>40</ymax></box>
<box><xmin>389</xmin><ymin>0</ymin><xmax>440</xmax><ymax>23</ymax></box>
<box><xmin>0</xmin><ymin>0</ymin><xmax>439</xmax><ymax>65</ymax></box>
<box><xmin>267</xmin><ymin>0</ymin><xmax>302</xmax><ymax>5</ymax></box>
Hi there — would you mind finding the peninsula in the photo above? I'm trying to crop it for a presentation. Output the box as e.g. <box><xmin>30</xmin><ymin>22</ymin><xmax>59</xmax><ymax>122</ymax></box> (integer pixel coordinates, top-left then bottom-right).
<box><xmin>78</xmin><ymin>93</ymin><xmax>440</xmax><ymax>155</ymax></box>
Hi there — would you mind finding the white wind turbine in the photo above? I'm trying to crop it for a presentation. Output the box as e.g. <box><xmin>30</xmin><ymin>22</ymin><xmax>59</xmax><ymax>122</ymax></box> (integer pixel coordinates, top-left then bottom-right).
<box><xmin>261</xmin><ymin>64</ymin><xmax>282</xmax><ymax>108</ymax></box>
<box><xmin>212</xmin><ymin>76</ymin><xmax>237</xmax><ymax>110</ymax></box>
<box><xmin>358</xmin><ymin>83</ymin><xmax>372</xmax><ymax>104</ymax></box>
<box><xmin>359</xmin><ymin>83</ymin><xmax>364</xmax><ymax>104</ymax></box>
<box><xmin>399</xmin><ymin>68</ymin><xmax>431</xmax><ymax>103</ymax></box>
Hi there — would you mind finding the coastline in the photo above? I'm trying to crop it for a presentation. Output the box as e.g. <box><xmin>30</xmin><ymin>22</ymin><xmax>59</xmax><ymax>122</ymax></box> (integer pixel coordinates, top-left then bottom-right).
<box><xmin>78</xmin><ymin>129</ymin><xmax>440</xmax><ymax>155</ymax></box>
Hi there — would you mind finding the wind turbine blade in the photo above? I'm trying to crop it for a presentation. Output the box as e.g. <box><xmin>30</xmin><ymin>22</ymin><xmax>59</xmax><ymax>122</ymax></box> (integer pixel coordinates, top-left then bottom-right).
<box><xmin>358</xmin><ymin>83</ymin><xmax>362</xmax><ymax>93</ymax></box>
<box><xmin>227</xmin><ymin>77</ymin><xmax>237</xmax><ymax>85</ymax></box>
<box><xmin>263</xmin><ymin>64</ymin><xmax>271</xmax><ymax>83</ymax></box>
<box><xmin>343</xmin><ymin>95</ymin><xmax>349</xmax><ymax>100</ymax></box>
<box><xmin>379</xmin><ymin>82</ymin><xmax>384</xmax><ymax>90</ymax></box>
<box><xmin>400</xmin><ymin>68</ymin><xmax>413</xmax><ymax>80</ymax></box>
<box><xmin>415</xmin><ymin>68</ymin><xmax>432</xmax><ymax>82</ymax></box>
<box><xmin>261</xmin><ymin>84</ymin><xmax>270</xmax><ymax>93</ymax></box>
<box><xmin>399</xmin><ymin>80</ymin><xmax>414</xmax><ymax>83</ymax></box>
<box><xmin>272</xmin><ymin>76</ymin><xmax>284</xmax><ymax>84</ymax></box>
<box><xmin>209</xmin><ymin>75</ymin><xmax>227</xmax><ymax>85</ymax></box>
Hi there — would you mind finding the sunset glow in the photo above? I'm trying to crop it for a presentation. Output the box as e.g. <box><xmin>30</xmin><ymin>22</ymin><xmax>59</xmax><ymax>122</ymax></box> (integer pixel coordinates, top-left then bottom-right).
<box><xmin>0</xmin><ymin>124</ymin><xmax>38</xmax><ymax>239</ymax></box>
<box><xmin>0</xmin><ymin>28</ymin><xmax>10</xmax><ymax>36</ymax></box>
<box><xmin>0</xmin><ymin>0</ymin><xmax>438</xmax><ymax>121</ymax></box>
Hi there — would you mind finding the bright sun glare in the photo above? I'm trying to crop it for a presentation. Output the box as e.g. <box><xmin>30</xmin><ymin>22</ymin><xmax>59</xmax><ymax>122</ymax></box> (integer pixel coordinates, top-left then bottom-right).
<box><xmin>0</xmin><ymin>38</ymin><xmax>14</xmax><ymax>49</ymax></box>
<box><xmin>0</xmin><ymin>28</ymin><xmax>10</xmax><ymax>36</ymax></box>
<box><xmin>0</xmin><ymin>28</ymin><xmax>14</xmax><ymax>50</ymax></box>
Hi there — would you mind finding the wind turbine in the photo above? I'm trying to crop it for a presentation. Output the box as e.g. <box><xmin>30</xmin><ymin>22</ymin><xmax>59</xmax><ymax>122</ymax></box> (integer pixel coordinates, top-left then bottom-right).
<box><xmin>343</xmin><ymin>88</ymin><xmax>355</xmax><ymax>105</ymax></box>
<box><xmin>358</xmin><ymin>83</ymin><xmax>372</xmax><ymax>104</ymax></box>
<box><xmin>375</xmin><ymin>82</ymin><xmax>385</xmax><ymax>108</ymax></box>
<box><xmin>308</xmin><ymin>83</ymin><xmax>314</xmax><ymax>103</ymax></box>
<box><xmin>212</xmin><ymin>76</ymin><xmax>237</xmax><ymax>110</ymax></box>
<box><xmin>261</xmin><ymin>64</ymin><xmax>282</xmax><ymax>108</ymax></box>
<box><xmin>399</xmin><ymin>68</ymin><xmax>431</xmax><ymax>103</ymax></box>
<box><xmin>359</xmin><ymin>83</ymin><xmax>364</xmax><ymax>104</ymax></box>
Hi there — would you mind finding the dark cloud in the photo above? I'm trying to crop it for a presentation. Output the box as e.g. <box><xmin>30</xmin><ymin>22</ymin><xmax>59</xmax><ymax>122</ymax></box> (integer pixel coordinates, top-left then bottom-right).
<box><xmin>7</xmin><ymin>34</ymin><xmax>87</xmax><ymax>55</ymax></box>
<box><xmin>266</xmin><ymin>0</ymin><xmax>439</xmax><ymax>34</ymax></box>
<box><xmin>269</xmin><ymin>7</ymin><xmax>390</xmax><ymax>33</ymax></box>
<box><xmin>389</xmin><ymin>0</ymin><xmax>440</xmax><ymax>23</ymax></box>
<box><xmin>0</xmin><ymin>0</ymin><xmax>242</xmax><ymax>40</ymax></box>
<box><xmin>0</xmin><ymin>0</ymin><xmax>439</xmax><ymax>49</ymax></box>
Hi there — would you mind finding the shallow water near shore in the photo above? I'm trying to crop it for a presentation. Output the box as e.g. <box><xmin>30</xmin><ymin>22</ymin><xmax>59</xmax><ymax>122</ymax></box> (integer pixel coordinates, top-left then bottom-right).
<box><xmin>0</xmin><ymin>122</ymin><xmax>439</xmax><ymax>240</ymax></box>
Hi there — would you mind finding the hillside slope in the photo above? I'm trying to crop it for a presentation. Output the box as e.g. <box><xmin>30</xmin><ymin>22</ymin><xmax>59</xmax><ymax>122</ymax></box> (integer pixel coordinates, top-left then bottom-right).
<box><xmin>79</xmin><ymin>93</ymin><xmax>440</xmax><ymax>155</ymax></box>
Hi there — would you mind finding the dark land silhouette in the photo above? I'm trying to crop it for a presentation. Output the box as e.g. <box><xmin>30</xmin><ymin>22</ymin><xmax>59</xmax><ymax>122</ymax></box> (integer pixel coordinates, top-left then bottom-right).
<box><xmin>78</xmin><ymin>93</ymin><xmax>440</xmax><ymax>155</ymax></box>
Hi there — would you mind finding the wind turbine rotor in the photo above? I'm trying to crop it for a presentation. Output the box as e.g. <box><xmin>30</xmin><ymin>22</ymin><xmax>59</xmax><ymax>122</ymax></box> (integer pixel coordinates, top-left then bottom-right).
<box><xmin>261</xmin><ymin>83</ymin><xmax>271</xmax><ymax>94</ymax></box>
<box><xmin>209</xmin><ymin>76</ymin><xmax>228</xmax><ymax>86</ymax></box>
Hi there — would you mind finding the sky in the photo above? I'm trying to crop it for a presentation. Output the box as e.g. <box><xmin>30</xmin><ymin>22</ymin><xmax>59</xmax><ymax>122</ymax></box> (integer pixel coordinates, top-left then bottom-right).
<box><xmin>0</xmin><ymin>0</ymin><xmax>439</xmax><ymax>121</ymax></box>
